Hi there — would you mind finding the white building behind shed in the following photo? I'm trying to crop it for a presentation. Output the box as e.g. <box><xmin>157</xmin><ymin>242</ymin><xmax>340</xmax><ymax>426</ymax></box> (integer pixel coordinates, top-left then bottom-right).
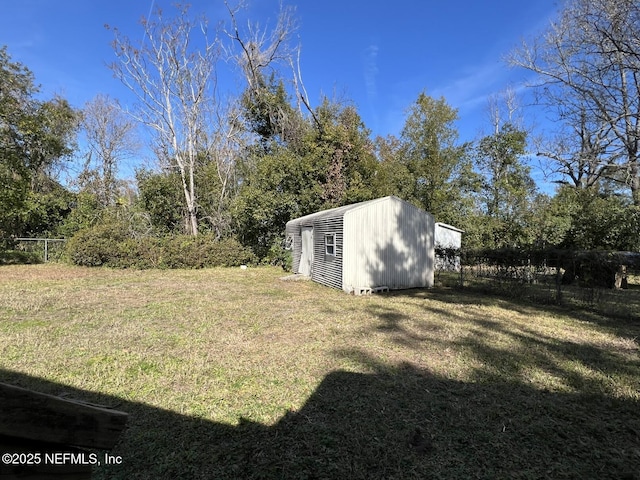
<box><xmin>434</xmin><ymin>222</ymin><xmax>464</xmax><ymax>271</ymax></box>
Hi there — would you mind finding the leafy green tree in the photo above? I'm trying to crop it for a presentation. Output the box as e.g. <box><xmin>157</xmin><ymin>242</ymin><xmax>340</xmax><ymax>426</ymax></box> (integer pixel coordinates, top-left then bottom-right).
<box><xmin>57</xmin><ymin>191</ymin><xmax>103</xmax><ymax>238</ymax></box>
<box><xmin>312</xmin><ymin>99</ymin><xmax>378</xmax><ymax>206</ymax></box>
<box><xmin>543</xmin><ymin>186</ymin><xmax>640</xmax><ymax>251</ymax></box>
<box><xmin>474</xmin><ymin>123</ymin><xmax>536</xmax><ymax>248</ymax></box>
<box><xmin>526</xmin><ymin>192</ymin><xmax>573</xmax><ymax>249</ymax></box>
<box><xmin>232</xmin><ymin>72</ymin><xmax>309</xmax><ymax>256</ymax></box>
<box><xmin>375</xmin><ymin>92</ymin><xmax>478</xmax><ymax>229</ymax></box>
<box><xmin>136</xmin><ymin>169</ymin><xmax>185</xmax><ymax>235</ymax></box>
<box><xmin>137</xmin><ymin>157</ymin><xmax>239</xmax><ymax>239</ymax></box>
<box><xmin>372</xmin><ymin>135</ymin><xmax>412</xmax><ymax>198</ymax></box>
<box><xmin>0</xmin><ymin>46</ymin><xmax>77</xmax><ymax>238</ymax></box>
<box><xmin>233</xmin><ymin>96</ymin><xmax>379</xmax><ymax>259</ymax></box>
<box><xmin>240</xmin><ymin>73</ymin><xmax>303</xmax><ymax>152</ymax></box>
<box><xmin>20</xmin><ymin>179</ymin><xmax>76</xmax><ymax>237</ymax></box>
<box><xmin>233</xmin><ymin>143</ymin><xmax>324</xmax><ymax>258</ymax></box>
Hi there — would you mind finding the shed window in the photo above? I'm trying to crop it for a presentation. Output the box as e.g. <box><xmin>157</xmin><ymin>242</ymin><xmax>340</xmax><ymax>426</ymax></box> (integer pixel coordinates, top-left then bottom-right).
<box><xmin>325</xmin><ymin>233</ymin><xmax>336</xmax><ymax>256</ymax></box>
<box><xmin>284</xmin><ymin>234</ymin><xmax>293</xmax><ymax>250</ymax></box>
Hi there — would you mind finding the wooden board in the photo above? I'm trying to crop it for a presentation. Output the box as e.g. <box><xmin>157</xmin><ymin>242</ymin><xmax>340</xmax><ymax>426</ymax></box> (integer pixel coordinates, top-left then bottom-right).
<box><xmin>0</xmin><ymin>382</ymin><xmax>127</xmax><ymax>450</ymax></box>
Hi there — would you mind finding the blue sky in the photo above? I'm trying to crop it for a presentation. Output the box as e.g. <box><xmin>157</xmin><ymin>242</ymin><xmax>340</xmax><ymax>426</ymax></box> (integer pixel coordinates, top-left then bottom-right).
<box><xmin>1</xmin><ymin>0</ymin><xmax>562</xmax><ymax>182</ymax></box>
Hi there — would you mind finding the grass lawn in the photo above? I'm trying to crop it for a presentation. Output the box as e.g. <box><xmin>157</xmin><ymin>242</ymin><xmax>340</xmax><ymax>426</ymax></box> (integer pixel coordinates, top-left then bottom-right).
<box><xmin>1</xmin><ymin>264</ymin><xmax>639</xmax><ymax>479</ymax></box>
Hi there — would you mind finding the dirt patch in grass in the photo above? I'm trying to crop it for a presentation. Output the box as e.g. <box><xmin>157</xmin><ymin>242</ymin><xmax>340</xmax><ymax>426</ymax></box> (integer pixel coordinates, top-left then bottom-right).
<box><xmin>1</xmin><ymin>264</ymin><xmax>639</xmax><ymax>479</ymax></box>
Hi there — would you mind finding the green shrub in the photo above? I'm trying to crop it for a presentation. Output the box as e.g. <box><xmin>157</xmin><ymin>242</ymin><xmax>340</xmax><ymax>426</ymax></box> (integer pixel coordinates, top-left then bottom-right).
<box><xmin>264</xmin><ymin>239</ymin><xmax>293</xmax><ymax>271</ymax></box>
<box><xmin>163</xmin><ymin>235</ymin><xmax>201</xmax><ymax>268</ymax></box>
<box><xmin>162</xmin><ymin>235</ymin><xmax>257</xmax><ymax>268</ymax></box>
<box><xmin>203</xmin><ymin>237</ymin><xmax>258</xmax><ymax>267</ymax></box>
<box><xmin>0</xmin><ymin>250</ymin><xmax>42</xmax><ymax>265</ymax></box>
<box><xmin>66</xmin><ymin>225</ymin><xmax>256</xmax><ymax>269</ymax></box>
<box><xmin>114</xmin><ymin>237</ymin><xmax>166</xmax><ymax>269</ymax></box>
<box><xmin>65</xmin><ymin>222</ymin><xmax>128</xmax><ymax>267</ymax></box>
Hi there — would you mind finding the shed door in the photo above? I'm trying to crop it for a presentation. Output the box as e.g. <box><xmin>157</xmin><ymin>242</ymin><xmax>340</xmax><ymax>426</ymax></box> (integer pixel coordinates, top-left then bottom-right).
<box><xmin>300</xmin><ymin>226</ymin><xmax>314</xmax><ymax>276</ymax></box>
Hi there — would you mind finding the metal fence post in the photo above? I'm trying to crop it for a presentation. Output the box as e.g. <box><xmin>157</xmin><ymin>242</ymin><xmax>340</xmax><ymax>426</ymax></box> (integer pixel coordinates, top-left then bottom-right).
<box><xmin>13</xmin><ymin>238</ymin><xmax>66</xmax><ymax>263</ymax></box>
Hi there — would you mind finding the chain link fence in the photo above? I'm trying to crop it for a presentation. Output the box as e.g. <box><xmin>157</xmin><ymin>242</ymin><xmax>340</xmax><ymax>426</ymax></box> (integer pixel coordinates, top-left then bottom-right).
<box><xmin>435</xmin><ymin>248</ymin><xmax>640</xmax><ymax>320</ymax></box>
<box><xmin>7</xmin><ymin>238</ymin><xmax>67</xmax><ymax>263</ymax></box>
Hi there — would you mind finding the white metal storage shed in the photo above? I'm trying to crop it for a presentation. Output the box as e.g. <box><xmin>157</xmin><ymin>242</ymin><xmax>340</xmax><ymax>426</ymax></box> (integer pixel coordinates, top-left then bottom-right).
<box><xmin>285</xmin><ymin>196</ymin><xmax>435</xmax><ymax>294</ymax></box>
<box><xmin>435</xmin><ymin>222</ymin><xmax>464</xmax><ymax>271</ymax></box>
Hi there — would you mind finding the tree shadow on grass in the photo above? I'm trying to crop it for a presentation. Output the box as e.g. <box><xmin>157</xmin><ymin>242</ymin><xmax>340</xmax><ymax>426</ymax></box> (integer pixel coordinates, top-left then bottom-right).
<box><xmin>364</xmin><ymin>286</ymin><xmax>640</xmax><ymax>395</ymax></box>
<box><xmin>2</xmin><ymin>360</ymin><xmax>639</xmax><ymax>480</ymax></box>
<box><xmin>380</xmin><ymin>284</ymin><xmax>640</xmax><ymax>345</ymax></box>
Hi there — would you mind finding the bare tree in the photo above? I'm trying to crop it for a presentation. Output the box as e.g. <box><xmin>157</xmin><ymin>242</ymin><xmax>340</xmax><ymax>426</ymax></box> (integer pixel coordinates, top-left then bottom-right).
<box><xmin>535</xmin><ymin>103</ymin><xmax>620</xmax><ymax>189</ymax></box>
<box><xmin>224</xmin><ymin>1</ymin><xmax>294</xmax><ymax>94</ymax></box>
<box><xmin>198</xmin><ymin>101</ymin><xmax>245</xmax><ymax>239</ymax></box>
<box><xmin>486</xmin><ymin>87</ymin><xmax>522</xmax><ymax>135</ymax></box>
<box><xmin>108</xmin><ymin>5</ymin><xmax>221</xmax><ymax>235</ymax></box>
<box><xmin>509</xmin><ymin>0</ymin><xmax>640</xmax><ymax>203</ymax></box>
<box><xmin>222</xmin><ymin>0</ymin><xmax>320</xmax><ymax>138</ymax></box>
<box><xmin>79</xmin><ymin>94</ymin><xmax>137</xmax><ymax>207</ymax></box>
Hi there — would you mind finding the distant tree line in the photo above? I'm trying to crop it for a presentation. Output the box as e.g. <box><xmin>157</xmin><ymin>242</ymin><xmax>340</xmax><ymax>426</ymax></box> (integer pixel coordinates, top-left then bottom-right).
<box><xmin>1</xmin><ymin>0</ymin><xmax>639</xmax><ymax>267</ymax></box>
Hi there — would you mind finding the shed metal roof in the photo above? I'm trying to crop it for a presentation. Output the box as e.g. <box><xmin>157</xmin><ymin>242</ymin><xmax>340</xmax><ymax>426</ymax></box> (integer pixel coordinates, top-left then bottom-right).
<box><xmin>286</xmin><ymin>196</ymin><xmax>403</xmax><ymax>226</ymax></box>
<box><xmin>435</xmin><ymin>222</ymin><xmax>465</xmax><ymax>233</ymax></box>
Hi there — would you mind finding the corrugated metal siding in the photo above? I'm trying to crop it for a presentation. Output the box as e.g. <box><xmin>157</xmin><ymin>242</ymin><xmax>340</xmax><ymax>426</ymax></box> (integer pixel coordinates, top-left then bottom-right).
<box><xmin>343</xmin><ymin>197</ymin><xmax>434</xmax><ymax>291</ymax></box>
<box><xmin>310</xmin><ymin>216</ymin><xmax>343</xmax><ymax>289</ymax></box>
<box><xmin>286</xmin><ymin>199</ymin><xmax>375</xmax><ymax>278</ymax></box>
<box><xmin>285</xmin><ymin>215</ymin><xmax>344</xmax><ymax>286</ymax></box>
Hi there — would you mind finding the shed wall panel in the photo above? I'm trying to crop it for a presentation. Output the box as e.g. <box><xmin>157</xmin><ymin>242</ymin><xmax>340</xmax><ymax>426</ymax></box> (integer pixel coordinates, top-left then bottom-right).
<box><xmin>343</xmin><ymin>198</ymin><xmax>434</xmax><ymax>291</ymax></box>
<box><xmin>310</xmin><ymin>216</ymin><xmax>343</xmax><ymax>289</ymax></box>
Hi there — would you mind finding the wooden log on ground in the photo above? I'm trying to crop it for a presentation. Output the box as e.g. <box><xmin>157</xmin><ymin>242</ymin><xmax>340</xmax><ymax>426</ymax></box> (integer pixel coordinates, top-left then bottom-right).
<box><xmin>0</xmin><ymin>382</ymin><xmax>127</xmax><ymax>450</ymax></box>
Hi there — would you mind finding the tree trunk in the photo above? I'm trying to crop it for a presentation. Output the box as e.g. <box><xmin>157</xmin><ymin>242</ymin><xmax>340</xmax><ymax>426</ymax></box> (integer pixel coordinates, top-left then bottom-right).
<box><xmin>187</xmin><ymin>209</ymin><xmax>198</xmax><ymax>236</ymax></box>
<box><xmin>179</xmin><ymin>158</ymin><xmax>199</xmax><ymax>236</ymax></box>
<box><xmin>183</xmin><ymin>189</ymin><xmax>198</xmax><ymax>236</ymax></box>
<box><xmin>631</xmin><ymin>163</ymin><xmax>640</xmax><ymax>206</ymax></box>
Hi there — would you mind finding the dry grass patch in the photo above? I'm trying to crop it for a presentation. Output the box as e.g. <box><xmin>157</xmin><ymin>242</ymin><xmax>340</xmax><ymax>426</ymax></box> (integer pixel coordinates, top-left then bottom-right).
<box><xmin>1</xmin><ymin>264</ymin><xmax>639</xmax><ymax>479</ymax></box>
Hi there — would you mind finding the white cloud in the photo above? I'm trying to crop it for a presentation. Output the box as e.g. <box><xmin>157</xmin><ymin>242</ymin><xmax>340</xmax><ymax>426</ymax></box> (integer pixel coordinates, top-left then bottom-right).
<box><xmin>432</xmin><ymin>62</ymin><xmax>505</xmax><ymax>111</ymax></box>
<box><xmin>363</xmin><ymin>44</ymin><xmax>379</xmax><ymax>102</ymax></box>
